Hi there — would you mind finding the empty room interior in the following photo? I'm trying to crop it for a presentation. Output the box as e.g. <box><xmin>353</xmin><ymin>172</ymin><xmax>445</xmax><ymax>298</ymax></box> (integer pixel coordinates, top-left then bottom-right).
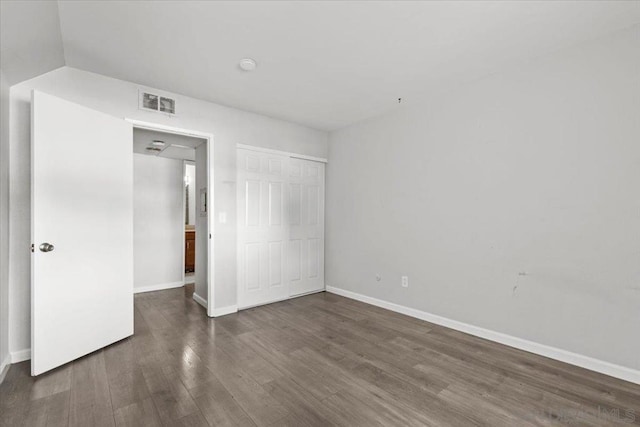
<box><xmin>0</xmin><ymin>1</ymin><xmax>639</xmax><ymax>426</ymax></box>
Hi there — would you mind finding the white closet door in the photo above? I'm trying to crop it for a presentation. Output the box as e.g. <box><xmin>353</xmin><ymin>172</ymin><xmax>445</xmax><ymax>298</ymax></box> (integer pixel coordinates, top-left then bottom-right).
<box><xmin>237</xmin><ymin>149</ymin><xmax>289</xmax><ymax>309</ymax></box>
<box><xmin>289</xmin><ymin>158</ymin><xmax>325</xmax><ymax>296</ymax></box>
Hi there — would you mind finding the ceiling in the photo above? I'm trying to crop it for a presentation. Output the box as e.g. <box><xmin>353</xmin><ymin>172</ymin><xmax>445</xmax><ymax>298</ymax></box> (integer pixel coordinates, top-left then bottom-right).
<box><xmin>2</xmin><ymin>1</ymin><xmax>640</xmax><ymax>131</ymax></box>
<box><xmin>0</xmin><ymin>0</ymin><xmax>64</xmax><ymax>84</ymax></box>
<box><xmin>133</xmin><ymin>128</ymin><xmax>205</xmax><ymax>162</ymax></box>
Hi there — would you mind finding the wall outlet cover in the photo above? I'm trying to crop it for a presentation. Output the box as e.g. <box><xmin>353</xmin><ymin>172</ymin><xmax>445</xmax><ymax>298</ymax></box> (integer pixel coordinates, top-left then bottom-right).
<box><xmin>402</xmin><ymin>276</ymin><xmax>409</xmax><ymax>287</ymax></box>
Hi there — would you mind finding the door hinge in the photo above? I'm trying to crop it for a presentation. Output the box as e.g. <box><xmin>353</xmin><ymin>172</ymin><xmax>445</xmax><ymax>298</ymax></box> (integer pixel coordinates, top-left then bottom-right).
<box><xmin>31</xmin><ymin>244</ymin><xmax>34</xmax><ymax>253</ymax></box>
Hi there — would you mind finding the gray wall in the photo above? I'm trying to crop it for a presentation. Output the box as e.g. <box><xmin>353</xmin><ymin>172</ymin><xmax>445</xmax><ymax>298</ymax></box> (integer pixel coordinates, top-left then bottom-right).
<box><xmin>133</xmin><ymin>154</ymin><xmax>184</xmax><ymax>290</ymax></box>
<box><xmin>326</xmin><ymin>26</ymin><xmax>640</xmax><ymax>370</ymax></box>
<box><xmin>0</xmin><ymin>70</ymin><xmax>10</xmax><ymax>377</ymax></box>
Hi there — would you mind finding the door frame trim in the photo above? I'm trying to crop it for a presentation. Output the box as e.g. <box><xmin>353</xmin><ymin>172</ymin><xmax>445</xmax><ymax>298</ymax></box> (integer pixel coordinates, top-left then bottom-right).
<box><xmin>236</xmin><ymin>143</ymin><xmax>328</xmax><ymax>164</ymax></box>
<box><xmin>182</xmin><ymin>160</ymin><xmax>196</xmax><ymax>289</ymax></box>
<box><xmin>126</xmin><ymin>118</ymin><xmax>216</xmax><ymax>317</ymax></box>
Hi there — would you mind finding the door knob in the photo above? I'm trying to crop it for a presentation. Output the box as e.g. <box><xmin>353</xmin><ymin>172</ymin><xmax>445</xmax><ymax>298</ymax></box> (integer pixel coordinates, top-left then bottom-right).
<box><xmin>39</xmin><ymin>243</ymin><xmax>55</xmax><ymax>253</ymax></box>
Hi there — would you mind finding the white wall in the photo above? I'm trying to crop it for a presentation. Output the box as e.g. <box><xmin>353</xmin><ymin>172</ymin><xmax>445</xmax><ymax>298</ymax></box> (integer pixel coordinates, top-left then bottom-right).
<box><xmin>0</xmin><ymin>70</ymin><xmax>10</xmax><ymax>377</ymax></box>
<box><xmin>8</xmin><ymin>66</ymin><xmax>327</xmax><ymax>356</ymax></box>
<box><xmin>326</xmin><ymin>26</ymin><xmax>640</xmax><ymax>372</ymax></box>
<box><xmin>0</xmin><ymin>0</ymin><xmax>65</xmax><ymax>86</ymax></box>
<box><xmin>133</xmin><ymin>154</ymin><xmax>184</xmax><ymax>290</ymax></box>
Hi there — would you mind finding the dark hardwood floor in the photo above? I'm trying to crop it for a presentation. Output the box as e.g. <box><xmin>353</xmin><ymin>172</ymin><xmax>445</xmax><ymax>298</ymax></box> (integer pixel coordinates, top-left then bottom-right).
<box><xmin>1</xmin><ymin>286</ymin><xmax>639</xmax><ymax>426</ymax></box>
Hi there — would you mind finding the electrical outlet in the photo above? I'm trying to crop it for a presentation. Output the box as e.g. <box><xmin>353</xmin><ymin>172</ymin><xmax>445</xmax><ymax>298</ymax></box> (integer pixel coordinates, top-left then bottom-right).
<box><xmin>401</xmin><ymin>276</ymin><xmax>409</xmax><ymax>287</ymax></box>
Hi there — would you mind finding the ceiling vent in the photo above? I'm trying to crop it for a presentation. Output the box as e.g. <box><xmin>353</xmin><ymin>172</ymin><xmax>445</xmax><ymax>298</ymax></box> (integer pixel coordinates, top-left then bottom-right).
<box><xmin>139</xmin><ymin>90</ymin><xmax>176</xmax><ymax>115</ymax></box>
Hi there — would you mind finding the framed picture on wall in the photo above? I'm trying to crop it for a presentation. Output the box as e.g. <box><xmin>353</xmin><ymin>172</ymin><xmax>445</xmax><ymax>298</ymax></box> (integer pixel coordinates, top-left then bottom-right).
<box><xmin>199</xmin><ymin>188</ymin><xmax>207</xmax><ymax>216</ymax></box>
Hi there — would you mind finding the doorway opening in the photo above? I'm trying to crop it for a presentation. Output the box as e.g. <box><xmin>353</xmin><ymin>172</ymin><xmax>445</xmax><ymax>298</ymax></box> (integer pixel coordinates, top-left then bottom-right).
<box><xmin>184</xmin><ymin>161</ymin><xmax>196</xmax><ymax>287</ymax></box>
<box><xmin>130</xmin><ymin>121</ymin><xmax>213</xmax><ymax>314</ymax></box>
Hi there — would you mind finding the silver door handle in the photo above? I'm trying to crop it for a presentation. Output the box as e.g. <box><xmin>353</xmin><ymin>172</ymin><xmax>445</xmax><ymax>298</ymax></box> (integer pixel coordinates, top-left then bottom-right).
<box><xmin>39</xmin><ymin>243</ymin><xmax>55</xmax><ymax>253</ymax></box>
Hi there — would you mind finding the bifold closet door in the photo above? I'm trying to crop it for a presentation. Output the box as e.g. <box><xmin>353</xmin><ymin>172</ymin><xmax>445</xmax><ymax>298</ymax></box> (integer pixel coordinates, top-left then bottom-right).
<box><xmin>289</xmin><ymin>158</ymin><xmax>325</xmax><ymax>296</ymax></box>
<box><xmin>237</xmin><ymin>149</ymin><xmax>289</xmax><ymax>309</ymax></box>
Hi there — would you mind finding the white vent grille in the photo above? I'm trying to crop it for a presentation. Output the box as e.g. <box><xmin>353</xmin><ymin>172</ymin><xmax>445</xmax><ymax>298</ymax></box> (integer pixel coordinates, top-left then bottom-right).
<box><xmin>139</xmin><ymin>90</ymin><xmax>176</xmax><ymax>115</ymax></box>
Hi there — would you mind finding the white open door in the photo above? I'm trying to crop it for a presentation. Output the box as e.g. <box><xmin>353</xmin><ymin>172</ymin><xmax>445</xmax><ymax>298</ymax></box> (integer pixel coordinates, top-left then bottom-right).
<box><xmin>31</xmin><ymin>91</ymin><xmax>134</xmax><ymax>375</ymax></box>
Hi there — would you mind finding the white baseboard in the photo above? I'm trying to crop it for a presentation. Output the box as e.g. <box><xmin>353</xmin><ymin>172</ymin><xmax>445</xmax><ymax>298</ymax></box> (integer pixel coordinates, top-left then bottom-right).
<box><xmin>212</xmin><ymin>305</ymin><xmax>238</xmax><ymax>317</ymax></box>
<box><xmin>192</xmin><ymin>292</ymin><xmax>208</xmax><ymax>309</ymax></box>
<box><xmin>325</xmin><ymin>286</ymin><xmax>640</xmax><ymax>385</ymax></box>
<box><xmin>10</xmin><ymin>348</ymin><xmax>31</xmax><ymax>363</ymax></box>
<box><xmin>134</xmin><ymin>281</ymin><xmax>184</xmax><ymax>294</ymax></box>
<box><xmin>0</xmin><ymin>354</ymin><xmax>11</xmax><ymax>384</ymax></box>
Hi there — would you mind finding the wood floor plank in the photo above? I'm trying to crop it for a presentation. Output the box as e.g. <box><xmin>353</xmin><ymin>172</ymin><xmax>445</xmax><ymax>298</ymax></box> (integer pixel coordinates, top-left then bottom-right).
<box><xmin>1</xmin><ymin>286</ymin><xmax>639</xmax><ymax>426</ymax></box>
<box><xmin>142</xmin><ymin>368</ymin><xmax>202</xmax><ymax>424</ymax></box>
<box><xmin>24</xmin><ymin>390</ymin><xmax>70</xmax><ymax>427</ymax></box>
<box><xmin>68</xmin><ymin>350</ymin><xmax>114</xmax><ymax>427</ymax></box>
<box><xmin>29</xmin><ymin>365</ymin><xmax>72</xmax><ymax>401</ymax></box>
<box><xmin>190</xmin><ymin>376</ymin><xmax>256</xmax><ymax>427</ymax></box>
<box><xmin>172</xmin><ymin>411</ymin><xmax>210</xmax><ymax>427</ymax></box>
<box><xmin>263</xmin><ymin>376</ymin><xmax>336</xmax><ymax>426</ymax></box>
<box><xmin>213</xmin><ymin>333</ymin><xmax>284</xmax><ymax>385</ymax></box>
<box><xmin>113</xmin><ymin>397</ymin><xmax>162</xmax><ymax>427</ymax></box>
<box><xmin>107</xmin><ymin>370</ymin><xmax>151</xmax><ymax>411</ymax></box>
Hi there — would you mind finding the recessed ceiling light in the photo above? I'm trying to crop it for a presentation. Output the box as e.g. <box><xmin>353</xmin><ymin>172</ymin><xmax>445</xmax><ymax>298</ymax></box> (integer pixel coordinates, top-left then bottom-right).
<box><xmin>239</xmin><ymin>58</ymin><xmax>257</xmax><ymax>72</ymax></box>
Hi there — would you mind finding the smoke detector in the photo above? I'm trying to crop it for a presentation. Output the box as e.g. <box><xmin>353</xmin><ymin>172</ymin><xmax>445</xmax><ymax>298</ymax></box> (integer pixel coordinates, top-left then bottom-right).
<box><xmin>239</xmin><ymin>58</ymin><xmax>257</xmax><ymax>71</ymax></box>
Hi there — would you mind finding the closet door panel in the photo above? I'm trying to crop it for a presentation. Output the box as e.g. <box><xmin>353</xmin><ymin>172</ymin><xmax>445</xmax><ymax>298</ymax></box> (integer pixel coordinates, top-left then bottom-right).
<box><xmin>238</xmin><ymin>149</ymin><xmax>325</xmax><ymax>307</ymax></box>
<box><xmin>289</xmin><ymin>239</ymin><xmax>302</xmax><ymax>283</ymax></box>
<box><xmin>237</xmin><ymin>149</ymin><xmax>289</xmax><ymax>308</ymax></box>
<box><xmin>289</xmin><ymin>158</ymin><xmax>325</xmax><ymax>296</ymax></box>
